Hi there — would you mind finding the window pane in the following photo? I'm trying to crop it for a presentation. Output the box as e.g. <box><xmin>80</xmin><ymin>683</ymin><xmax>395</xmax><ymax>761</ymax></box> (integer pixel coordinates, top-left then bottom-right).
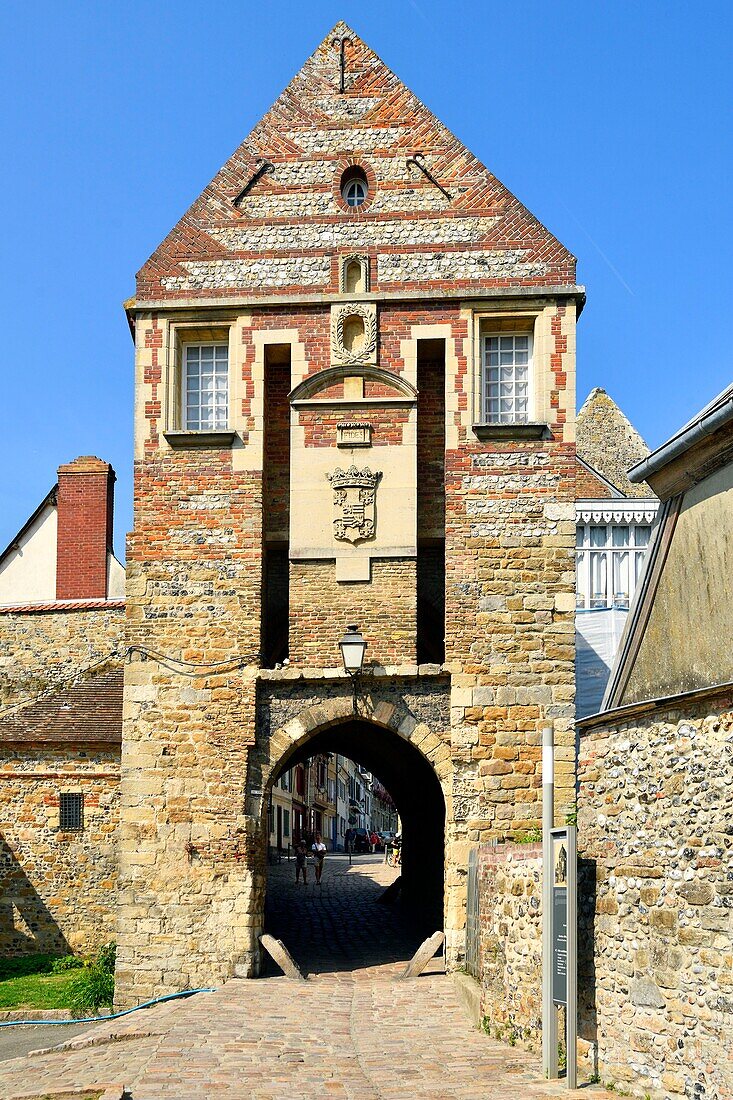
<box><xmin>590</xmin><ymin>526</ymin><xmax>607</xmax><ymax>548</ymax></box>
<box><xmin>612</xmin><ymin>527</ymin><xmax>629</xmax><ymax>547</ymax></box>
<box><xmin>590</xmin><ymin>552</ymin><xmax>608</xmax><ymax>607</ymax></box>
<box><xmin>482</xmin><ymin>332</ymin><xmax>531</xmax><ymax>424</ymax></box>
<box><xmin>576</xmin><ymin>551</ymin><xmax>586</xmax><ymax>607</ymax></box>
<box><xmin>634</xmin><ymin>525</ymin><xmax>651</xmax><ymax>546</ymax></box>
<box><xmin>184</xmin><ymin>344</ymin><xmax>228</xmax><ymax>430</ymax></box>
<box><xmin>613</xmin><ymin>551</ymin><xmax>630</xmax><ymax>607</ymax></box>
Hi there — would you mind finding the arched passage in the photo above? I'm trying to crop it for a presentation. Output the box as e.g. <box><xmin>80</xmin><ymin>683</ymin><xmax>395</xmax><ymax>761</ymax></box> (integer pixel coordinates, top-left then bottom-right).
<box><xmin>261</xmin><ymin>716</ymin><xmax>447</xmax><ymax>972</ymax></box>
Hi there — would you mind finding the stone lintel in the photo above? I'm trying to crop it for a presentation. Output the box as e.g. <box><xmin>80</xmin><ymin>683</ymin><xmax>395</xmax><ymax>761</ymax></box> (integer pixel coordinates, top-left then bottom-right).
<box><xmin>257</xmin><ymin>664</ymin><xmax>450</xmax><ymax>683</ymax></box>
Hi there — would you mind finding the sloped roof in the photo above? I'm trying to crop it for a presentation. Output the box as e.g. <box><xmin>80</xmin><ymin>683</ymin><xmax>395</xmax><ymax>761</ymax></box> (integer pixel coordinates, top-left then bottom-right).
<box><xmin>629</xmin><ymin>380</ymin><xmax>733</xmax><ymax>497</ymax></box>
<box><xmin>137</xmin><ymin>22</ymin><xmax>576</xmax><ymax>304</ymax></box>
<box><xmin>0</xmin><ymin>666</ymin><xmax>123</xmax><ymax>744</ymax></box>
<box><xmin>0</xmin><ymin>486</ymin><xmax>56</xmax><ymax>569</ymax></box>
<box><xmin>576</xmin><ymin>388</ymin><xmax>653</xmax><ymax>498</ymax></box>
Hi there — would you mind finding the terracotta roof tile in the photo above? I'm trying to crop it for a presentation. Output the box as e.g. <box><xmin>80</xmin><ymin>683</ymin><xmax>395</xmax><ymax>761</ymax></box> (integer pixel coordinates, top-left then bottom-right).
<box><xmin>0</xmin><ymin>667</ymin><xmax>123</xmax><ymax>744</ymax></box>
<box><xmin>0</xmin><ymin>599</ymin><xmax>125</xmax><ymax>615</ymax></box>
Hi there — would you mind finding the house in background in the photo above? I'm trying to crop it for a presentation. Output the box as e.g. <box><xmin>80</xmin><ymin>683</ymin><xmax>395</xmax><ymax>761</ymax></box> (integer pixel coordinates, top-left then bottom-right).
<box><xmin>574</xmin><ymin>389</ymin><xmax>659</xmax><ymax>717</ymax></box>
<box><xmin>0</xmin><ymin>456</ymin><xmax>126</xmax><ymax>956</ymax></box>
<box><xmin>0</xmin><ymin>456</ymin><xmax>125</xmax><ymax>611</ymax></box>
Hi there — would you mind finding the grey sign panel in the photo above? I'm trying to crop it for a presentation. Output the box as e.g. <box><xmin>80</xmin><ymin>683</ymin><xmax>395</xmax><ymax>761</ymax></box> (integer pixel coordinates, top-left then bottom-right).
<box><xmin>552</xmin><ymin>887</ymin><xmax>567</xmax><ymax>1005</ymax></box>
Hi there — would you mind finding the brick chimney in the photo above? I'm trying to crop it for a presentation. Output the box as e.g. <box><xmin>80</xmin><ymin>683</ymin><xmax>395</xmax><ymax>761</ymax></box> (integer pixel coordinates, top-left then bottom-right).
<box><xmin>56</xmin><ymin>456</ymin><xmax>116</xmax><ymax>600</ymax></box>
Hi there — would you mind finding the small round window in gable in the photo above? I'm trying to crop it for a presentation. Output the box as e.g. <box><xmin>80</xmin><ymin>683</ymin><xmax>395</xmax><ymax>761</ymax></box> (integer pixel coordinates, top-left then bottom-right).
<box><xmin>341</xmin><ymin>167</ymin><xmax>368</xmax><ymax>207</ymax></box>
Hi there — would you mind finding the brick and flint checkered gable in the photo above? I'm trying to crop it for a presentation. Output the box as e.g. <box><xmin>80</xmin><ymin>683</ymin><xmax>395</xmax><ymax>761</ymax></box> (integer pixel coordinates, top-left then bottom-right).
<box><xmin>136</xmin><ymin>22</ymin><xmax>575</xmax><ymax>302</ymax></box>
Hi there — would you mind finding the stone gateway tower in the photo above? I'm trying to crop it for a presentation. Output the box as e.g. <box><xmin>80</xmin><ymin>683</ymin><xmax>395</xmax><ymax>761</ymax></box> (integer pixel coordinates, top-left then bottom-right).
<box><xmin>117</xmin><ymin>22</ymin><xmax>581</xmax><ymax>1005</ymax></box>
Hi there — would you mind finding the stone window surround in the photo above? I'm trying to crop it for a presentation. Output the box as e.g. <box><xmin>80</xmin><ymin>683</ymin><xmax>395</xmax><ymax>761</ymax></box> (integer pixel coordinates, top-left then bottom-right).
<box><xmin>163</xmin><ymin>318</ymin><xmax>237</xmax><ymax>448</ymax></box>
<box><xmin>339</xmin><ymin>254</ymin><xmax>371</xmax><ymax>294</ymax></box>
<box><xmin>469</xmin><ymin>307</ymin><xmax>554</xmax><ymax>439</ymax></box>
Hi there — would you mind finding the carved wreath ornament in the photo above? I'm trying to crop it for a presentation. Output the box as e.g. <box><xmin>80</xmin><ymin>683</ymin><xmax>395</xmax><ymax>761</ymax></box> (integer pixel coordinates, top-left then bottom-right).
<box><xmin>331</xmin><ymin>303</ymin><xmax>378</xmax><ymax>365</ymax></box>
<box><xmin>326</xmin><ymin>465</ymin><xmax>382</xmax><ymax>543</ymax></box>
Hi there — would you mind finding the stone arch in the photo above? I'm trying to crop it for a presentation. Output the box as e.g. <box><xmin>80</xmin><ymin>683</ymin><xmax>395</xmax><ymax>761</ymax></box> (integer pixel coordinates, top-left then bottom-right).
<box><xmin>249</xmin><ymin>686</ymin><xmax>452</xmax><ymax>974</ymax></box>
<box><xmin>261</xmin><ymin>692</ymin><xmax>451</xmax><ymax>796</ymax></box>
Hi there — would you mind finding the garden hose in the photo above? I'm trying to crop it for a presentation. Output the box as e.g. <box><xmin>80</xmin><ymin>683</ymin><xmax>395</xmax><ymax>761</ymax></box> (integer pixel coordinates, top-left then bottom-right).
<box><xmin>0</xmin><ymin>987</ymin><xmax>216</xmax><ymax>1028</ymax></box>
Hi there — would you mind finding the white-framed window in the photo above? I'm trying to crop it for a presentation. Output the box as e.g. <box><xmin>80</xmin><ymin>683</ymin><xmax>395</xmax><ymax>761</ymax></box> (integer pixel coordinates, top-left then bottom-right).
<box><xmin>481</xmin><ymin>333</ymin><xmax>532</xmax><ymax>424</ymax></box>
<box><xmin>280</xmin><ymin>770</ymin><xmax>291</xmax><ymax>793</ymax></box>
<box><xmin>342</xmin><ymin>177</ymin><xmax>367</xmax><ymax>207</ymax></box>
<box><xmin>576</xmin><ymin>523</ymin><xmax>652</xmax><ymax>610</ymax></box>
<box><xmin>183</xmin><ymin>343</ymin><xmax>228</xmax><ymax>431</ymax></box>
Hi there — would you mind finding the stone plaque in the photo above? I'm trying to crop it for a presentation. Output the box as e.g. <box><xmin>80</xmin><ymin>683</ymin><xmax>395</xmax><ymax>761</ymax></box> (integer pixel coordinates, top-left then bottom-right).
<box><xmin>330</xmin><ymin>302</ymin><xmax>377</xmax><ymax>366</ymax></box>
<box><xmin>337</xmin><ymin>422</ymin><xmax>372</xmax><ymax>448</ymax></box>
<box><xmin>326</xmin><ymin>465</ymin><xmax>382</xmax><ymax>543</ymax></box>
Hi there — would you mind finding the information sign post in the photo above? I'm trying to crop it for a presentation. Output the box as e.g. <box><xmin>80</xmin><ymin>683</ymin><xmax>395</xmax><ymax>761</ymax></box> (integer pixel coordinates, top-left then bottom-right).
<box><xmin>544</xmin><ymin>823</ymin><xmax>577</xmax><ymax>1089</ymax></box>
<box><xmin>541</xmin><ymin>724</ymin><xmax>577</xmax><ymax>1090</ymax></box>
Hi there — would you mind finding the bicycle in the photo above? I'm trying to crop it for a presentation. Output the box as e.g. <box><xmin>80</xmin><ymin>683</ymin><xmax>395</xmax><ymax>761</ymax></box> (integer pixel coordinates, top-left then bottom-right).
<box><xmin>386</xmin><ymin>844</ymin><xmax>401</xmax><ymax>867</ymax></box>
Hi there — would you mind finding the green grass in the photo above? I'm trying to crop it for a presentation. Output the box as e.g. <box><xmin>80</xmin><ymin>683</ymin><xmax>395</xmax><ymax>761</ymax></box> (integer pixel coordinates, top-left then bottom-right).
<box><xmin>0</xmin><ymin>953</ymin><xmax>80</xmax><ymax>1010</ymax></box>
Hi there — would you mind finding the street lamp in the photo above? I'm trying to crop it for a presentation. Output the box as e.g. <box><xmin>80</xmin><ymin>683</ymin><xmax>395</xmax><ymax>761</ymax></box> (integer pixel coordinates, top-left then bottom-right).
<box><xmin>339</xmin><ymin>624</ymin><xmax>367</xmax><ymax>677</ymax></box>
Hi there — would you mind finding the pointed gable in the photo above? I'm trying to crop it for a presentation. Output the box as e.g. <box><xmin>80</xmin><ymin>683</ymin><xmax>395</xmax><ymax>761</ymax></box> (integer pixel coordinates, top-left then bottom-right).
<box><xmin>576</xmin><ymin>388</ymin><xmax>654</xmax><ymax>498</ymax></box>
<box><xmin>137</xmin><ymin>22</ymin><xmax>576</xmax><ymax>302</ymax></box>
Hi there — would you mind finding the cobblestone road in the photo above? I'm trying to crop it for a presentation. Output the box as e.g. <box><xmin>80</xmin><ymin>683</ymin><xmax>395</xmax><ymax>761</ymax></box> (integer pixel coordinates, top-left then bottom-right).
<box><xmin>0</xmin><ymin>856</ymin><xmax>610</xmax><ymax>1099</ymax></box>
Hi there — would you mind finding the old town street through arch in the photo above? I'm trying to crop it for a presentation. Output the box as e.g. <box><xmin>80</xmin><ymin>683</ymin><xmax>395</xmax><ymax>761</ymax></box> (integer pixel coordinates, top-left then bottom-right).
<box><xmin>259</xmin><ymin>716</ymin><xmax>447</xmax><ymax>976</ymax></box>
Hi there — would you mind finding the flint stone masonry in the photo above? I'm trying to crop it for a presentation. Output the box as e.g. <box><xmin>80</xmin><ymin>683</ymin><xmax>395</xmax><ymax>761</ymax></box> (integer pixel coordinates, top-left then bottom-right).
<box><xmin>378</xmin><ymin>251</ymin><xmax>548</xmax><ymax>285</ymax></box>
<box><xmin>578</xmin><ymin>692</ymin><xmax>733</xmax><ymax>1100</ymax></box>
<box><xmin>136</xmin><ymin>25</ymin><xmax>576</xmax><ymax>303</ymax></box>
<box><xmin>576</xmin><ymin>388</ymin><xmax>652</xmax><ymax>498</ymax></box>
<box><xmin>210</xmin><ymin>215</ymin><xmax>501</xmax><ymax>252</ymax></box>
<box><xmin>478</xmin><ymin>843</ymin><xmax>543</xmax><ymax>1045</ymax></box>
<box><xmin>0</xmin><ymin>745</ymin><xmax>119</xmax><ymax>955</ymax></box>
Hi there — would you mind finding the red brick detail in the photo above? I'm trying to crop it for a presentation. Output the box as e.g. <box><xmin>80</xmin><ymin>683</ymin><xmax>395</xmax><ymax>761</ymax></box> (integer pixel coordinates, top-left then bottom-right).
<box><xmin>331</xmin><ymin>157</ymin><xmax>378</xmax><ymax>214</ymax></box>
<box><xmin>56</xmin><ymin>457</ymin><xmax>115</xmax><ymax>601</ymax></box>
<box><xmin>576</xmin><ymin>459</ymin><xmax>615</xmax><ymax>499</ymax></box>
<box><xmin>298</xmin><ymin>406</ymin><xmax>410</xmax><ymax>448</ymax></box>
<box><xmin>136</xmin><ymin>29</ymin><xmax>576</xmax><ymax>304</ymax></box>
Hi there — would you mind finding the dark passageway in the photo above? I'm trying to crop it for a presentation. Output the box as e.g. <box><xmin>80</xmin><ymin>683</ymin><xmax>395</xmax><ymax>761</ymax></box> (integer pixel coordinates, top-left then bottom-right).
<box><xmin>263</xmin><ymin>719</ymin><xmax>446</xmax><ymax>975</ymax></box>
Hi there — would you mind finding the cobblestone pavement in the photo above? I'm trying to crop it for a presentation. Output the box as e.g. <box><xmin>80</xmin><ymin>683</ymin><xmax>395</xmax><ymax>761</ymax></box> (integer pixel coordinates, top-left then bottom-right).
<box><xmin>0</xmin><ymin>857</ymin><xmax>611</xmax><ymax>1099</ymax></box>
<box><xmin>263</xmin><ymin>852</ymin><xmax>427</xmax><ymax>975</ymax></box>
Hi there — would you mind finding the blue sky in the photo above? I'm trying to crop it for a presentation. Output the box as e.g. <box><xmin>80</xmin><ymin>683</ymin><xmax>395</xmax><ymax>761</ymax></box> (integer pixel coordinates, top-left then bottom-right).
<box><xmin>1</xmin><ymin>1</ymin><xmax>731</xmax><ymax>557</ymax></box>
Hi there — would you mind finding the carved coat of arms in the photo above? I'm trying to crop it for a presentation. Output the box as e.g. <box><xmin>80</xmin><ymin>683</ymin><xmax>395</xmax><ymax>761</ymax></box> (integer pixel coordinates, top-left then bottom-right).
<box><xmin>326</xmin><ymin>465</ymin><xmax>382</xmax><ymax>543</ymax></box>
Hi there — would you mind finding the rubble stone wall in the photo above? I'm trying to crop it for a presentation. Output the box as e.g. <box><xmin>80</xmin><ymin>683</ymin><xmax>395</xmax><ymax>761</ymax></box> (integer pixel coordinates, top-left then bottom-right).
<box><xmin>578</xmin><ymin>692</ymin><xmax>733</xmax><ymax>1100</ymax></box>
<box><xmin>478</xmin><ymin>842</ymin><xmax>543</xmax><ymax>1043</ymax></box>
<box><xmin>0</xmin><ymin>606</ymin><xmax>125</xmax><ymax>708</ymax></box>
<box><xmin>0</xmin><ymin>744</ymin><xmax>119</xmax><ymax>955</ymax></box>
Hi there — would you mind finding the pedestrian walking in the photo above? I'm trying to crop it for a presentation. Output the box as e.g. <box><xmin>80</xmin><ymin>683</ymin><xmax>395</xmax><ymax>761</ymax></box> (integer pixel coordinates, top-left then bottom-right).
<box><xmin>312</xmin><ymin>832</ymin><xmax>327</xmax><ymax>885</ymax></box>
<box><xmin>369</xmin><ymin>830</ymin><xmax>378</xmax><ymax>853</ymax></box>
<box><xmin>295</xmin><ymin>839</ymin><xmax>308</xmax><ymax>885</ymax></box>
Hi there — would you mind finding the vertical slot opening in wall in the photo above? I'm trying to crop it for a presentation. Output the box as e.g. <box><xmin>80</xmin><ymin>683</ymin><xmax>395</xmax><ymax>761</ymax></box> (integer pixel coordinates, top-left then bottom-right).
<box><xmin>262</xmin><ymin>344</ymin><xmax>291</xmax><ymax>667</ymax></box>
<box><xmin>417</xmin><ymin>339</ymin><xmax>446</xmax><ymax>664</ymax></box>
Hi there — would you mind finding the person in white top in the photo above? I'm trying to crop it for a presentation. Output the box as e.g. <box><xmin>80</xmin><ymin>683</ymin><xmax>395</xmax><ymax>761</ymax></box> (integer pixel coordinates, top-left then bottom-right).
<box><xmin>312</xmin><ymin>832</ymin><xmax>327</xmax><ymax>885</ymax></box>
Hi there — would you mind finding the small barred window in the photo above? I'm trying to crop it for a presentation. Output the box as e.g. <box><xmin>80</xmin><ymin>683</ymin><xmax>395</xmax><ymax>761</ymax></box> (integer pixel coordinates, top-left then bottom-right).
<box><xmin>59</xmin><ymin>792</ymin><xmax>84</xmax><ymax>831</ymax></box>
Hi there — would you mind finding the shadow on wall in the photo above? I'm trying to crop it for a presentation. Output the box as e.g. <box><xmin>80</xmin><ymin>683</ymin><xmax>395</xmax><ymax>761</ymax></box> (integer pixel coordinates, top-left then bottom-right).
<box><xmin>0</xmin><ymin>835</ymin><xmax>70</xmax><ymax>956</ymax></box>
<box><xmin>578</xmin><ymin>858</ymin><xmax>598</xmax><ymax>1063</ymax></box>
